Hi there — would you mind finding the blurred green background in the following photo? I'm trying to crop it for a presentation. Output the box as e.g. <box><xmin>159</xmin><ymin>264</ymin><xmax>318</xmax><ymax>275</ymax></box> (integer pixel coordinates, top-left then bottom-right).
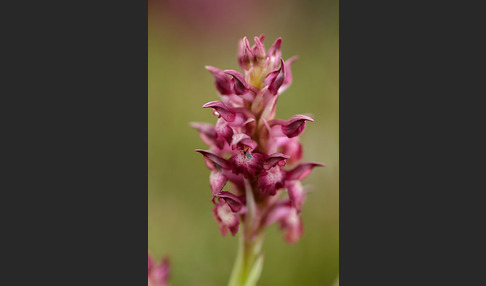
<box><xmin>148</xmin><ymin>0</ymin><xmax>338</xmax><ymax>284</ymax></box>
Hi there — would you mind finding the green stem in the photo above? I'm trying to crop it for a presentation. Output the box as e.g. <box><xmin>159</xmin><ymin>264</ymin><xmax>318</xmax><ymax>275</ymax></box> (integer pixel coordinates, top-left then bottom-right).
<box><xmin>228</xmin><ymin>232</ymin><xmax>245</xmax><ymax>286</ymax></box>
<box><xmin>227</xmin><ymin>180</ymin><xmax>265</xmax><ymax>286</ymax></box>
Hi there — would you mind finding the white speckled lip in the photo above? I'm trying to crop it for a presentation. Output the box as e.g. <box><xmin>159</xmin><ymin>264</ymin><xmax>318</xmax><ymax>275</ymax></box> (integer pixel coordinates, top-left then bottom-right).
<box><xmin>265</xmin><ymin>167</ymin><xmax>282</xmax><ymax>185</ymax></box>
<box><xmin>218</xmin><ymin>203</ymin><xmax>236</xmax><ymax>225</ymax></box>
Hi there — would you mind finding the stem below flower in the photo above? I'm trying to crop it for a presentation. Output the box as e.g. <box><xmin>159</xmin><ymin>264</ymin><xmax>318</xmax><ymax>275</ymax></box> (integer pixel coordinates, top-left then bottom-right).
<box><xmin>227</xmin><ymin>180</ymin><xmax>265</xmax><ymax>286</ymax></box>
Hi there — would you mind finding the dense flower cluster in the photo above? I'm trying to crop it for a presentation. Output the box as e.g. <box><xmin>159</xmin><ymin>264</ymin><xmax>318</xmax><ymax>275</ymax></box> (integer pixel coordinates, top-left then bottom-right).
<box><xmin>148</xmin><ymin>253</ymin><xmax>170</xmax><ymax>286</ymax></box>
<box><xmin>193</xmin><ymin>35</ymin><xmax>323</xmax><ymax>243</ymax></box>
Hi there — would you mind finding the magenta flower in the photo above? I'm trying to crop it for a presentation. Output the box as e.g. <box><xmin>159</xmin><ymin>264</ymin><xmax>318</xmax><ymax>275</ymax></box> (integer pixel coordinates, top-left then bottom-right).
<box><xmin>192</xmin><ymin>35</ymin><xmax>324</xmax><ymax>286</ymax></box>
<box><xmin>148</xmin><ymin>253</ymin><xmax>170</xmax><ymax>286</ymax></box>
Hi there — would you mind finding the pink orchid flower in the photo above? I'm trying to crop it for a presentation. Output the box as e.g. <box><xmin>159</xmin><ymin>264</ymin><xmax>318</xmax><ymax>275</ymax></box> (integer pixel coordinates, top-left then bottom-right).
<box><xmin>148</xmin><ymin>253</ymin><xmax>170</xmax><ymax>286</ymax></box>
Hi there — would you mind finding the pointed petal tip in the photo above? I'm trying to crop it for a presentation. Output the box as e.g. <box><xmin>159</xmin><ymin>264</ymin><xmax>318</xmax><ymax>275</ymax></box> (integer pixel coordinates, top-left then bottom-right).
<box><xmin>205</xmin><ymin>65</ymin><xmax>219</xmax><ymax>72</ymax></box>
<box><xmin>303</xmin><ymin>161</ymin><xmax>326</xmax><ymax>168</ymax></box>
<box><xmin>292</xmin><ymin>114</ymin><xmax>314</xmax><ymax>122</ymax></box>
<box><xmin>286</xmin><ymin>162</ymin><xmax>325</xmax><ymax>181</ymax></box>
<box><xmin>189</xmin><ymin>121</ymin><xmax>213</xmax><ymax>129</ymax></box>
<box><xmin>287</xmin><ymin>55</ymin><xmax>299</xmax><ymax>63</ymax></box>
<box><xmin>270</xmin><ymin>152</ymin><xmax>291</xmax><ymax>159</ymax></box>
<box><xmin>223</xmin><ymin>69</ymin><xmax>245</xmax><ymax>79</ymax></box>
<box><xmin>202</xmin><ymin>101</ymin><xmax>220</xmax><ymax>108</ymax></box>
<box><xmin>189</xmin><ymin>121</ymin><xmax>202</xmax><ymax>128</ymax></box>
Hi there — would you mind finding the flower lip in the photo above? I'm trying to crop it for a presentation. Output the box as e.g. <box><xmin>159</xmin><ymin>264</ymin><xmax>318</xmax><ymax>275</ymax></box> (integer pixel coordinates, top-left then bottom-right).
<box><xmin>281</xmin><ymin>207</ymin><xmax>303</xmax><ymax>244</ymax></box>
<box><xmin>258</xmin><ymin>164</ymin><xmax>285</xmax><ymax>196</ymax></box>
<box><xmin>210</xmin><ymin>170</ymin><xmax>228</xmax><ymax>195</ymax></box>
<box><xmin>213</xmin><ymin>198</ymin><xmax>240</xmax><ymax>236</ymax></box>
<box><xmin>262</xmin><ymin>199</ymin><xmax>292</xmax><ymax>227</ymax></box>
<box><xmin>215</xmin><ymin>118</ymin><xmax>234</xmax><ymax>145</ymax></box>
<box><xmin>202</xmin><ymin>101</ymin><xmax>236</xmax><ymax>122</ymax></box>
<box><xmin>287</xmin><ymin>180</ymin><xmax>305</xmax><ymax>213</ymax></box>
<box><xmin>229</xmin><ymin>151</ymin><xmax>264</xmax><ymax>178</ymax></box>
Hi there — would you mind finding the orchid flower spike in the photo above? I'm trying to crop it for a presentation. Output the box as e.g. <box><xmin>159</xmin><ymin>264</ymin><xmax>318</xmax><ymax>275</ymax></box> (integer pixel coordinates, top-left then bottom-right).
<box><xmin>194</xmin><ymin>35</ymin><xmax>324</xmax><ymax>286</ymax></box>
<box><xmin>197</xmin><ymin>35</ymin><xmax>323</xmax><ymax>243</ymax></box>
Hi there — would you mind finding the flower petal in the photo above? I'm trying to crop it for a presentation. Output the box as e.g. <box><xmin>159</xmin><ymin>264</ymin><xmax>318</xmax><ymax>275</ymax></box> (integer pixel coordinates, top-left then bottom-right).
<box><xmin>214</xmin><ymin>191</ymin><xmax>245</xmax><ymax>213</ymax></box>
<box><xmin>252</xmin><ymin>36</ymin><xmax>265</xmax><ymax>60</ymax></box>
<box><xmin>287</xmin><ymin>180</ymin><xmax>305</xmax><ymax>213</ymax></box>
<box><xmin>210</xmin><ymin>170</ymin><xmax>228</xmax><ymax>195</ymax></box>
<box><xmin>215</xmin><ymin>118</ymin><xmax>233</xmax><ymax>146</ymax></box>
<box><xmin>286</xmin><ymin>162</ymin><xmax>325</xmax><ymax>181</ymax></box>
<box><xmin>190</xmin><ymin>122</ymin><xmax>218</xmax><ymax>148</ymax></box>
<box><xmin>267</xmin><ymin>37</ymin><xmax>282</xmax><ymax>61</ymax></box>
<box><xmin>271</xmin><ymin>114</ymin><xmax>314</xmax><ymax>138</ymax></box>
<box><xmin>278</xmin><ymin>137</ymin><xmax>302</xmax><ymax>165</ymax></box>
<box><xmin>280</xmin><ymin>208</ymin><xmax>303</xmax><ymax>244</ymax></box>
<box><xmin>251</xmin><ymin>86</ymin><xmax>272</xmax><ymax>115</ymax></box>
<box><xmin>148</xmin><ymin>255</ymin><xmax>170</xmax><ymax>286</ymax></box>
<box><xmin>263</xmin><ymin>58</ymin><xmax>286</xmax><ymax>95</ymax></box>
<box><xmin>279</xmin><ymin>56</ymin><xmax>298</xmax><ymax>94</ymax></box>
<box><xmin>263</xmin><ymin>153</ymin><xmax>290</xmax><ymax>170</ymax></box>
<box><xmin>258</xmin><ymin>34</ymin><xmax>265</xmax><ymax>43</ymax></box>
<box><xmin>231</xmin><ymin>133</ymin><xmax>257</xmax><ymax>151</ymax></box>
<box><xmin>202</xmin><ymin>101</ymin><xmax>236</xmax><ymax>122</ymax></box>
<box><xmin>205</xmin><ymin>65</ymin><xmax>233</xmax><ymax>95</ymax></box>
<box><xmin>224</xmin><ymin>70</ymin><xmax>249</xmax><ymax>95</ymax></box>
<box><xmin>195</xmin><ymin>149</ymin><xmax>230</xmax><ymax>170</ymax></box>
<box><xmin>213</xmin><ymin>198</ymin><xmax>240</xmax><ymax>236</ymax></box>
<box><xmin>237</xmin><ymin>37</ymin><xmax>253</xmax><ymax>70</ymax></box>
<box><xmin>258</xmin><ymin>165</ymin><xmax>285</xmax><ymax>196</ymax></box>
<box><xmin>262</xmin><ymin>200</ymin><xmax>292</xmax><ymax>227</ymax></box>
